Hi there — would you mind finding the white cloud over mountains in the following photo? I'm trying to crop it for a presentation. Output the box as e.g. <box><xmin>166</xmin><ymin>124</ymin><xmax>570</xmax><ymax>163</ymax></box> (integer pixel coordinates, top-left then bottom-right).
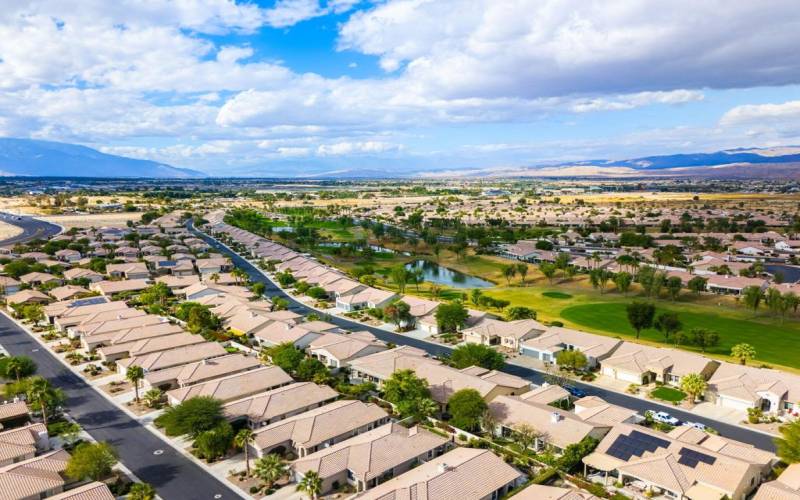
<box><xmin>1</xmin><ymin>0</ymin><xmax>799</xmax><ymax>173</ymax></box>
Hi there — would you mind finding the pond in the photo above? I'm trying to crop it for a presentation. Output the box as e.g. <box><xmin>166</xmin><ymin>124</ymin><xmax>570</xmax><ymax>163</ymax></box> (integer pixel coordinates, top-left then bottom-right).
<box><xmin>404</xmin><ymin>259</ymin><xmax>494</xmax><ymax>289</ymax></box>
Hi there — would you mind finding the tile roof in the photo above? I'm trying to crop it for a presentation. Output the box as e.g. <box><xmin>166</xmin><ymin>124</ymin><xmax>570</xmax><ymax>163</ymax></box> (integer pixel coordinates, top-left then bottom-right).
<box><xmin>0</xmin><ymin>449</ymin><xmax>70</xmax><ymax>500</ymax></box>
<box><xmin>223</xmin><ymin>382</ymin><xmax>338</xmax><ymax>423</ymax></box>
<box><xmin>166</xmin><ymin>365</ymin><xmax>292</xmax><ymax>404</ymax></box>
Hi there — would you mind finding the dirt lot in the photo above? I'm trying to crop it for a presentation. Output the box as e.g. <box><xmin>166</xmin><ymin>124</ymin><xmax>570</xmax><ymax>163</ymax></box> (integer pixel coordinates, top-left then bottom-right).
<box><xmin>0</xmin><ymin>221</ymin><xmax>23</xmax><ymax>240</ymax></box>
<box><xmin>40</xmin><ymin>212</ymin><xmax>143</xmax><ymax>228</ymax></box>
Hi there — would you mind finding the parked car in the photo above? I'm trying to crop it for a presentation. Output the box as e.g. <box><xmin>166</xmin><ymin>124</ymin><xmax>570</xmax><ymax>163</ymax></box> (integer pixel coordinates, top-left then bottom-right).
<box><xmin>683</xmin><ymin>421</ymin><xmax>707</xmax><ymax>431</ymax></box>
<box><xmin>647</xmin><ymin>410</ymin><xmax>681</xmax><ymax>426</ymax></box>
<box><xmin>563</xmin><ymin>384</ymin><xmax>587</xmax><ymax>398</ymax></box>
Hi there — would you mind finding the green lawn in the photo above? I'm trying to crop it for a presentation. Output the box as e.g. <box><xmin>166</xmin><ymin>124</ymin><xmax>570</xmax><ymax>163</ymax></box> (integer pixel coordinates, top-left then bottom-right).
<box><xmin>560</xmin><ymin>302</ymin><xmax>800</xmax><ymax>370</ymax></box>
<box><xmin>542</xmin><ymin>291</ymin><xmax>572</xmax><ymax>299</ymax></box>
<box><xmin>650</xmin><ymin>386</ymin><xmax>686</xmax><ymax>403</ymax></box>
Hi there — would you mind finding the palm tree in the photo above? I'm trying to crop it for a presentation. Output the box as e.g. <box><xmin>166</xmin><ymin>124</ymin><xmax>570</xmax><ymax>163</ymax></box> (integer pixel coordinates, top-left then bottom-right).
<box><xmin>27</xmin><ymin>376</ymin><xmax>52</xmax><ymax>427</ymax></box>
<box><xmin>209</xmin><ymin>272</ymin><xmax>220</xmax><ymax>284</ymax></box>
<box><xmin>297</xmin><ymin>470</ymin><xmax>323</xmax><ymax>499</ymax></box>
<box><xmin>142</xmin><ymin>388</ymin><xmax>164</xmax><ymax>408</ymax></box>
<box><xmin>5</xmin><ymin>357</ymin><xmax>30</xmax><ymax>382</ymax></box>
<box><xmin>126</xmin><ymin>365</ymin><xmax>144</xmax><ymax>403</ymax></box>
<box><xmin>234</xmin><ymin>429</ymin><xmax>255</xmax><ymax>477</ymax></box>
<box><xmin>253</xmin><ymin>454</ymin><xmax>287</xmax><ymax>492</ymax></box>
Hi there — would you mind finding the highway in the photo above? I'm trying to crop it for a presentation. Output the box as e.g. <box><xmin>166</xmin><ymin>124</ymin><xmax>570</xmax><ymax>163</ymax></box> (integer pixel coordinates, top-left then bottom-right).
<box><xmin>0</xmin><ymin>212</ymin><xmax>62</xmax><ymax>247</ymax></box>
<box><xmin>190</xmin><ymin>220</ymin><xmax>779</xmax><ymax>453</ymax></box>
<box><xmin>0</xmin><ymin>313</ymin><xmax>242</xmax><ymax>500</ymax></box>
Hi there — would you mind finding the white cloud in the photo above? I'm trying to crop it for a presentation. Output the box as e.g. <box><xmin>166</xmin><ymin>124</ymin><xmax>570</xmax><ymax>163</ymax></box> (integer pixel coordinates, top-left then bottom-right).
<box><xmin>720</xmin><ymin>100</ymin><xmax>800</xmax><ymax>126</ymax></box>
<box><xmin>317</xmin><ymin>141</ymin><xmax>402</xmax><ymax>155</ymax></box>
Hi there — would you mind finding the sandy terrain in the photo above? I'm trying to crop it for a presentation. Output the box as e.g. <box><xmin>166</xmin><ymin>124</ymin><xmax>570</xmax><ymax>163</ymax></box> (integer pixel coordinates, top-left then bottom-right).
<box><xmin>40</xmin><ymin>212</ymin><xmax>143</xmax><ymax>229</ymax></box>
<box><xmin>0</xmin><ymin>221</ymin><xmax>23</xmax><ymax>240</ymax></box>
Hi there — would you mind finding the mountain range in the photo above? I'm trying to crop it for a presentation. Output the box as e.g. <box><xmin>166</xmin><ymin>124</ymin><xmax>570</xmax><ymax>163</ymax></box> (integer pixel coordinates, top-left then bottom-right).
<box><xmin>2</xmin><ymin>137</ymin><xmax>800</xmax><ymax>179</ymax></box>
<box><xmin>0</xmin><ymin>138</ymin><xmax>205</xmax><ymax>178</ymax></box>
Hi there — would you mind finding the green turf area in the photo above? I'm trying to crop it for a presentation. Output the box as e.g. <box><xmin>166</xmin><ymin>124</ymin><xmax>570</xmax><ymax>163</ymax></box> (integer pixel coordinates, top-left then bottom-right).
<box><xmin>650</xmin><ymin>386</ymin><xmax>686</xmax><ymax>403</ymax></box>
<box><xmin>542</xmin><ymin>291</ymin><xmax>572</xmax><ymax>299</ymax></box>
<box><xmin>560</xmin><ymin>302</ymin><xmax>800</xmax><ymax>369</ymax></box>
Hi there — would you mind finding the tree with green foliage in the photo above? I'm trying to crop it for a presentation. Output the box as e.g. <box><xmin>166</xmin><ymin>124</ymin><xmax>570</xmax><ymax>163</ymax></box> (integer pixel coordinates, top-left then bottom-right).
<box><xmin>516</xmin><ymin>263</ymin><xmax>529</xmax><ymax>285</ymax></box>
<box><xmin>266</xmin><ymin>343</ymin><xmax>305</xmax><ymax>374</ymax></box>
<box><xmin>384</xmin><ymin>301</ymin><xmax>413</xmax><ymax>330</ymax></box>
<box><xmin>626</xmin><ymin>301</ymin><xmax>655</xmax><ymax>339</ymax></box>
<box><xmin>127</xmin><ymin>482</ymin><xmax>157</xmax><ymax>500</ymax></box>
<box><xmin>235</xmin><ymin>429</ymin><xmax>255</xmax><ymax>477</ymax></box>
<box><xmin>687</xmin><ymin>276</ymin><xmax>708</xmax><ymax>294</ymax></box>
<box><xmin>194</xmin><ymin>421</ymin><xmax>234</xmax><ymax>461</ymax></box>
<box><xmin>250</xmin><ymin>282</ymin><xmax>266</xmax><ymax>297</ymax></box>
<box><xmin>505</xmin><ymin>306</ymin><xmax>537</xmax><ymax>321</ymax></box>
<box><xmin>295</xmin><ymin>358</ymin><xmax>329</xmax><ymax>382</ymax></box>
<box><xmin>253</xmin><ymin>454</ymin><xmax>287</xmax><ymax>492</ymax></box>
<box><xmin>730</xmin><ymin>343</ymin><xmax>757</xmax><ymax>365</ymax></box>
<box><xmin>654</xmin><ymin>312</ymin><xmax>682</xmax><ymax>343</ymax></box>
<box><xmin>742</xmin><ymin>286</ymin><xmax>763</xmax><ymax>315</ymax></box>
<box><xmin>297</xmin><ymin>470</ymin><xmax>323</xmax><ymax>499</ymax></box>
<box><xmin>690</xmin><ymin>328</ymin><xmax>720</xmax><ymax>353</ymax></box>
<box><xmin>383</xmin><ymin>369</ymin><xmax>437</xmax><ymax>420</ymax></box>
<box><xmin>450</xmin><ymin>343</ymin><xmax>504</xmax><ymax>370</ymax></box>
<box><xmin>66</xmin><ymin>442</ymin><xmax>118</xmax><ymax>481</ymax></box>
<box><xmin>390</xmin><ymin>266</ymin><xmax>411</xmax><ymax>294</ymax></box>
<box><xmin>680</xmin><ymin>373</ymin><xmax>708</xmax><ymax>402</ymax></box>
<box><xmin>776</xmin><ymin>419</ymin><xmax>800</xmax><ymax>464</ymax></box>
<box><xmin>556</xmin><ymin>350</ymin><xmax>588</xmax><ymax>372</ymax></box>
<box><xmin>435</xmin><ymin>301</ymin><xmax>468</xmax><ymax>334</ymax></box>
<box><xmin>557</xmin><ymin>437</ymin><xmax>599</xmax><ymax>471</ymax></box>
<box><xmin>614</xmin><ymin>271</ymin><xmax>633</xmax><ymax>295</ymax></box>
<box><xmin>469</xmin><ymin>288</ymin><xmax>483</xmax><ymax>306</ymax></box>
<box><xmin>26</xmin><ymin>376</ymin><xmax>62</xmax><ymax>427</ymax></box>
<box><xmin>156</xmin><ymin>396</ymin><xmax>224</xmax><ymax>438</ymax></box>
<box><xmin>447</xmin><ymin>389</ymin><xmax>487</xmax><ymax>431</ymax></box>
<box><xmin>126</xmin><ymin>365</ymin><xmax>144</xmax><ymax>403</ymax></box>
<box><xmin>20</xmin><ymin>304</ymin><xmax>44</xmax><ymax>324</ymax></box>
<box><xmin>501</xmin><ymin>264</ymin><xmax>516</xmax><ymax>286</ymax></box>
<box><xmin>512</xmin><ymin>423</ymin><xmax>542</xmax><ymax>450</ymax></box>
<box><xmin>539</xmin><ymin>262</ymin><xmax>556</xmax><ymax>284</ymax></box>
<box><xmin>0</xmin><ymin>355</ymin><xmax>37</xmax><ymax>382</ymax></box>
<box><xmin>665</xmin><ymin>276</ymin><xmax>682</xmax><ymax>301</ymax></box>
<box><xmin>143</xmin><ymin>388</ymin><xmax>164</xmax><ymax>409</ymax></box>
<box><xmin>272</xmin><ymin>297</ymin><xmax>289</xmax><ymax>311</ymax></box>
<box><xmin>589</xmin><ymin>269</ymin><xmax>612</xmax><ymax>294</ymax></box>
<box><xmin>139</xmin><ymin>282</ymin><xmax>172</xmax><ymax>307</ymax></box>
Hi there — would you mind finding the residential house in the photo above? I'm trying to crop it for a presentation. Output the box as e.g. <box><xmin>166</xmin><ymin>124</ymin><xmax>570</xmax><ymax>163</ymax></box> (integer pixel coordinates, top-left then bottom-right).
<box><xmin>706</xmin><ymin>275</ymin><xmax>768</xmax><ymax>295</ymax></box>
<box><xmin>253</xmin><ymin>320</ymin><xmax>339</xmax><ymax>349</ymax></box>
<box><xmin>355</xmin><ymin>447</ymin><xmax>523</xmax><ymax>500</ymax></box>
<box><xmin>90</xmin><ymin>278</ymin><xmax>151</xmax><ymax>296</ymax></box>
<box><xmin>54</xmin><ymin>249</ymin><xmax>81</xmax><ymax>263</ymax></box>
<box><xmin>348</xmin><ymin>346</ymin><xmax>440</xmax><ymax>386</ymax></box>
<box><xmin>0</xmin><ymin>424</ymin><xmax>49</xmax><ymax>467</ymax></box>
<box><xmin>488</xmin><ymin>395</ymin><xmax>611</xmax><ymax>453</ymax></box>
<box><xmin>63</xmin><ymin>268</ymin><xmax>103</xmax><ymax>284</ymax></box>
<box><xmin>307</xmin><ymin>331</ymin><xmax>387</xmax><ymax>371</ymax></box>
<box><xmin>0</xmin><ymin>449</ymin><xmax>71</xmax><ymax>500</ymax></box>
<box><xmin>6</xmin><ymin>290</ymin><xmax>51</xmax><ymax>306</ymax></box>
<box><xmin>582</xmin><ymin>423</ymin><xmax>773</xmax><ymax>500</ymax></box>
<box><xmin>98</xmin><ymin>332</ymin><xmax>204</xmax><ymax>362</ymax></box>
<box><xmin>223</xmin><ymin>382</ymin><xmax>339</xmax><ymax>429</ymax></box>
<box><xmin>48</xmin><ymin>482</ymin><xmax>115</xmax><ymax>500</ymax></box>
<box><xmin>0</xmin><ymin>277</ymin><xmax>21</xmax><ymax>295</ymax></box>
<box><xmin>166</xmin><ymin>365</ymin><xmax>292</xmax><ymax>405</ymax></box>
<box><xmin>249</xmin><ymin>400</ymin><xmax>389</xmax><ymax>458</ymax></box>
<box><xmin>116</xmin><ymin>342</ymin><xmax>227</xmax><ymax>375</ymax></box>
<box><xmin>336</xmin><ymin>287</ymin><xmax>397</xmax><ymax>312</ymax></box>
<box><xmin>144</xmin><ymin>353</ymin><xmax>260</xmax><ymax>390</ymax></box>
<box><xmin>520</xmin><ymin>327</ymin><xmax>623</xmax><ymax>368</ymax></box>
<box><xmin>106</xmin><ymin>262</ymin><xmax>149</xmax><ymax>280</ymax></box>
<box><xmin>707</xmin><ymin>362</ymin><xmax>800</xmax><ymax>416</ymax></box>
<box><xmin>291</xmin><ymin>423</ymin><xmax>450</xmax><ymax>494</ymax></box>
<box><xmin>600</xmin><ymin>343</ymin><xmax>720</xmax><ymax>387</ymax></box>
<box><xmin>48</xmin><ymin>285</ymin><xmax>88</xmax><ymax>302</ymax></box>
<box><xmin>513</xmin><ymin>484</ymin><xmax>598</xmax><ymax>500</ymax></box>
<box><xmin>463</xmin><ymin>318</ymin><xmax>546</xmax><ymax>350</ymax></box>
<box><xmin>753</xmin><ymin>463</ymin><xmax>800</xmax><ymax>499</ymax></box>
<box><xmin>0</xmin><ymin>401</ymin><xmax>31</xmax><ymax>430</ymax></box>
<box><xmin>20</xmin><ymin>272</ymin><xmax>62</xmax><ymax>287</ymax></box>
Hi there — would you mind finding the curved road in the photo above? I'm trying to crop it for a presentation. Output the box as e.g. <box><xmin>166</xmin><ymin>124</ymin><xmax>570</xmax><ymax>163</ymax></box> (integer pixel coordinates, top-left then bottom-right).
<box><xmin>0</xmin><ymin>212</ymin><xmax>62</xmax><ymax>247</ymax></box>
<box><xmin>190</xmin><ymin>220</ymin><xmax>779</xmax><ymax>453</ymax></box>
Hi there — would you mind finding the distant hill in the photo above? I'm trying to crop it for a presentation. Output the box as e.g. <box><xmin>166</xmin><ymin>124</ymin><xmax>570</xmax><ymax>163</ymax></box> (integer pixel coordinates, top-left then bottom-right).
<box><xmin>572</xmin><ymin>147</ymin><xmax>800</xmax><ymax>170</ymax></box>
<box><xmin>0</xmin><ymin>138</ymin><xmax>206</xmax><ymax>178</ymax></box>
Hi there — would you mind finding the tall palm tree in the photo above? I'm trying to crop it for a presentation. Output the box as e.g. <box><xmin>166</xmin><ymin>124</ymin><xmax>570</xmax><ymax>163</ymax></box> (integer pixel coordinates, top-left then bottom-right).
<box><xmin>253</xmin><ymin>454</ymin><xmax>287</xmax><ymax>492</ymax></box>
<box><xmin>297</xmin><ymin>470</ymin><xmax>322</xmax><ymax>499</ymax></box>
<box><xmin>27</xmin><ymin>376</ymin><xmax>52</xmax><ymax>427</ymax></box>
<box><xmin>234</xmin><ymin>429</ymin><xmax>255</xmax><ymax>477</ymax></box>
<box><xmin>126</xmin><ymin>365</ymin><xmax>144</xmax><ymax>403</ymax></box>
<box><xmin>5</xmin><ymin>357</ymin><xmax>28</xmax><ymax>382</ymax></box>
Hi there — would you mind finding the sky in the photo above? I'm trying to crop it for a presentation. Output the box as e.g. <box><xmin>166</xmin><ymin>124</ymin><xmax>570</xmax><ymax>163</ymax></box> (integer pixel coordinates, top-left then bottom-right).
<box><xmin>1</xmin><ymin>0</ymin><xmax>800</xmax><ymax>176</ymax></box>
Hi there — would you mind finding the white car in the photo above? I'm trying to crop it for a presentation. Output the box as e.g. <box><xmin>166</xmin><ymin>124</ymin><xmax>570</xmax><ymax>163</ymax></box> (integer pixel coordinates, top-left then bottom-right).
<box><xmin>684</xmin><ymin>421</ymin><xmax>707</xmax><ymax>431</ymax></box>
<box><xmin>647</xmin><ymin>410</ymin><xmax>681</xmax><ymax>426</ymax></box>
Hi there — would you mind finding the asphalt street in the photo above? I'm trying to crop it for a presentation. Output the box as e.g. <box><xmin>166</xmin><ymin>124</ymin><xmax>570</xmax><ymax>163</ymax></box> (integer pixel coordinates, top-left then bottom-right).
<box><xmin>0</xmin><ymin>313</ymin><xmax>242</xmax><ymax>500</ymax></box>
<box><xmin>190</xmin><ymin>220</ymin><xmax>779</xmax><ymax>453</ymax></box>
<box><xmin>0</xmin><ymin>212</ymin><xmax>62</xmax><ymax>247</ymax></box>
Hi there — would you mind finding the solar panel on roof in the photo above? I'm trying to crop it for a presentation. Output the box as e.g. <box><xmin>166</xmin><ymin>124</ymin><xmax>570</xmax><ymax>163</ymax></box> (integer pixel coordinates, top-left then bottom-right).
<box><xmin>677</xmin><ymin>448</ymin><xmax>716</xmax><ymax>467</ymax></box>
<box><xmin>69</xmin><ymin>296</ymin><xmax>108</xmax><ymax>307</ymax></box>
<box><xmin>606</xmin><ymin>430</ymin><xmax>671</xmax><ymax>461</ymax></box>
